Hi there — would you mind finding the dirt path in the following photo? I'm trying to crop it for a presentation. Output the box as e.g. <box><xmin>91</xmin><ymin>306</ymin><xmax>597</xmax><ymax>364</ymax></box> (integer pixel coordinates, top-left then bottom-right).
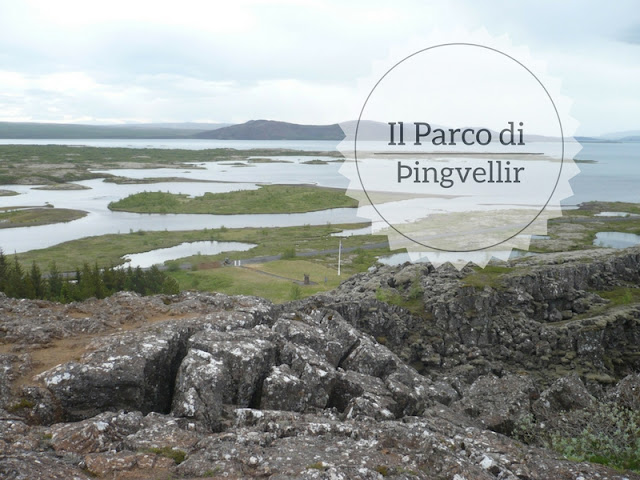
<box><xmin>237</xmin><ymin>265</ymin><xmax>318</xmax><ymax>285</ymax></box>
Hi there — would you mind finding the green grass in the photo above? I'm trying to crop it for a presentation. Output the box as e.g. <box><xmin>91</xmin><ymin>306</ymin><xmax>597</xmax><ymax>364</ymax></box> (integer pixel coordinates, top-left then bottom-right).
<box><xmin>11</xmin><ymin>223</ymin><xmax>388</xmax><ymax>273</ymax></box>
<box><xmin>302</xmin><ymin>159</ymin><xmax>329</xmax><ymax>165</ymax></box>
<box><xmin>103</xmin><ymin>176</ymin><xmax>216</xmax><ymax>184</ymax></box>
<box><xmin>375</xmin><ymin>288</ymin><xmax>425</xmax><ymax>317</ymax></box>
<box><xmin>0</xmin><ymin>145</ymin><xmax>342</xmax><ymax>185</ymax></box>
<box><xmin>596</xmin><ymin>287</ymin><xmax>640</xmax><ymax>306</ymax></box>
<box><xmin>374</xmin><ymin>274</ymin><xmax>426</xmax><ymax>316</ymax></box>
<box><xmin>0</xmin><ymin>207</ymin><xmax>87</xmax><ymax>229</ymax></box>
<box><xmin>108</xmin><ymin>185</ymin><xmax>358</xmax><ymax>215</ymax></box>
<box><xmin>168</xmin><ymin>259</ymin><xmax>345</xmax><ymax>303</ymax></box>
<box><xmin>145</xmin><ymin>446</ymin><xmax>186</xmax><ymax>465</ymax></box>
<box><xmin>549</xmin><ymin>404</ymin><xmax>640</xmax><ymax>473</ymax></box>
<box><xmin>32</xmin><ymin>183</ymin><xmax>91</xmax><ymax>190</ymax></box>
<box><xmin>7</xmin><ymin>398</ymin><xmax>35</xmax><ymax>412</ymax></box>
<box><xmin>575</xmin><ymin>201</ymin><xmax>640</xmax><ymax>216</ymax></box>
<box><xmin>461</xmin><ymin>265</ymin><xmax>512</xmax><ymax>289</ymax></box>
<box><xmin>247</xmin><ymin>157</ymin><xmax>292</xmax><ymax>163</ymax></box>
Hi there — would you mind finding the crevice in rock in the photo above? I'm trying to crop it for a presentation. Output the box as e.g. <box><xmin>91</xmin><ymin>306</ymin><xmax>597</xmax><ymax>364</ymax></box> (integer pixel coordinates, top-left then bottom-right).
<box><xmin>248</xmin><ymin>374</ymin><xmax>266</xmax><ymax>410</ymax></box>
<box><xmin>143</xmin><ymin>328</ymin><xmax>193</xmax><ymax>415</ymax></box>
<box><xmin>336</xmin><ymin>338</ymin><xmax>360</xmax><ymax>370</ymax></box>
<box><xmin>163</xmin><ymin>331</ymin><xmax>192</xmax><ymax>414</ymax></box>
<box><xmin>325</xmin><ymin>376</ymin><xmax>363</xmax><ymax>413</ymax></box>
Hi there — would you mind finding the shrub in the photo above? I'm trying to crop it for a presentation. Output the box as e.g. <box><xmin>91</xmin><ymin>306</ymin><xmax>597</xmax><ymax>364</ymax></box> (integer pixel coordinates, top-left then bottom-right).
<box><xmin>289</xmin><ymin>284</ymin><xmax>302</xmax><ymax>300</ymax></box>
<box><xmin>549</xmin><ymin>404</ymin><xmax>640</xmax><ymax>471</ymax></box>
<box><xmin>407</xmin><ymin>274</ymin><xmax>424</xmax><ymax>300</ymax></box>
<box><xmin>514</xmin><ymin>402</ymin><xmax>640</xmax><ymax>472</ymax></box>
<box><xmin>282</xmin><ymin>247</ymin><xmax>296</xmax><ymax>259</ymax></box>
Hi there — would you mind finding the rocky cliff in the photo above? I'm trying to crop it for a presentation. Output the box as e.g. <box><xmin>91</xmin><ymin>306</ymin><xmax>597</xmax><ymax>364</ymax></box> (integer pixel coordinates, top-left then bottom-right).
<box><xmin>1</xmin><ymin>247</ymin><xmax>640</xmax><ymax>479</ymax></box>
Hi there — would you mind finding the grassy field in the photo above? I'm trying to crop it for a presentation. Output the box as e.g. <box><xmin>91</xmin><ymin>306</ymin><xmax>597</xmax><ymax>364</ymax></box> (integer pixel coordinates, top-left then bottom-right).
<box><xmin>104</xmin><ymin>176</ymin><xmax>219</xmax><ymax>184</ymax></box>
<box><xmin>0</xmin><ymin>207</ymin><xmax>87</xmax><ymax>229</ymax></box>
<box><xmin>568</xmin><ymin>201</ymin><xmax>640</xmax><ymax>216</ymax></box>
<box><xmin>11</xmin><ymin>223</ymin><xmax>390</xmax><ymax>273</ymax></box>
<box><xmin>0</xmin><ymin>145</ymin><xmax>342</xmax><ymax>185</ymax></box>
<box><xmin>108</xmin><ymin>185</ymin><xmax>358</xmax><ymax>214</ymax></box>
<box><xmin>32</xmin><ymin>183</ymin><xmax>91</xmax><ymax>190</ymax></box>
<box><xmin>169</xmin><ymin>259</ymin><xmax>344</xmax><ymax>303</ymax></box>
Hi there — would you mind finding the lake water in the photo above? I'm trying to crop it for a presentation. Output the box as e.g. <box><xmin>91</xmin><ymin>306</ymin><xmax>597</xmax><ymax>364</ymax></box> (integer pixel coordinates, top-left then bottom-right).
<box><xmin>0</xmin><ymin>139</ymin><xmax>638</xmax><ymax>257</ymax></box>
<box><xmin>567</xmin><ymin>142</ymin><xmax>640</xmax><ymax>205</ymax></box>
<box><xmin>0</xmin><ymin>151</ymin><xmax>365</xmax><ymax>253</ymax></box>
<box><xmin>593</xmin><ymin>232</ymin><xmax>640</xmax><ymax>249</ymax></box>
<box><xmin>123</xmin><ymin>241</ymin><xmax>256</xmax><ymax>269</ymax></box>
<box><xmin>594</xmin><ymin>212</ymin><xmax>639</xmax><ymax>217</ymax></box>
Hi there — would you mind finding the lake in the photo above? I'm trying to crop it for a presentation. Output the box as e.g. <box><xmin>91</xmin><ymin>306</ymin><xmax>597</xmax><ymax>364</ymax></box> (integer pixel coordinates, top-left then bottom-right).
<box><xmin>123</xmin><ymin>241</ymin><xmax>256</xmax><ymax>269</ymax></box>
<box><xmin>0</xmin><ymin>139</ymin><xmax>638</xmax><ymax>256</ymax></box>
<box><xmin>593</xmin><ymin>232</ymin><xmax>640</xmax><ymax>249</ymax></box>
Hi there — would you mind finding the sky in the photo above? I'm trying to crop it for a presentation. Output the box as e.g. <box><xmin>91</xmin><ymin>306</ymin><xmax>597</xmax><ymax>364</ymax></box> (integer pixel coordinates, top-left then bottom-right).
<box><xmin>0</xmin><ymin>0</ymin><xmax>638</xmax><ymax>136</ymax></box>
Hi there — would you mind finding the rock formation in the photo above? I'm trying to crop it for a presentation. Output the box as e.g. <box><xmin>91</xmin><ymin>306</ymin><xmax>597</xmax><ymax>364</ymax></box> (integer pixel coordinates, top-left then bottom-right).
<box><xmin>1</xmin><ymin>247</ymin><xmax>640</xmax><ymax>479</ymax></box>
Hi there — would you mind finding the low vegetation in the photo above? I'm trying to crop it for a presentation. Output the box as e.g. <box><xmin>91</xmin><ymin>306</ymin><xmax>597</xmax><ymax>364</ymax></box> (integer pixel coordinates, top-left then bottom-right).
<box><xmin>461</xmin><ymin>265</ymin><xmax>512</xmax><ymax>289</ymax></box>
<box><xmin>108</xmin><ymin>185</ymin><xmax>358</xmax><ymax>215</ymax></box>
<box><xmin>514</xmin><ymin>402</ymin><xmax>640</xmax><ymax>472</ymax></box>
<box><xmin>13</xmin><ymin>223</ymin><xmax>388</xmax><ymax>273</ymax></box>
<box><xmin>596</xmin><ymin>286</ymin><xmax>640</xmax><ymax>306</ymax></box>
<box><xmin>375</xmin><ymin>273</ymin><xmax>426</xmax><ymax>317</ymax></box>
<box><xmin>574</xmin><ymin>201</ymin><xmax>640</xmax><ymax>216</ymax></box>
<box><xmin>168</xmin><ymin>259</ymin><xmax>344</xmax><ymax>303</ymax></box>
<box><xmin>0</xmin><ymin>145</ymin><xmax>341</xmax><ymax>185</ymax></box>
<box><xmin>0</xmin><ymin>207</ymin><xmax>86</xmax><ymax>229</ymax></box>
<box><xmin>145</xmin><ymin>446</ymin><xmax>187</xmax><ymax>465</ymax></box>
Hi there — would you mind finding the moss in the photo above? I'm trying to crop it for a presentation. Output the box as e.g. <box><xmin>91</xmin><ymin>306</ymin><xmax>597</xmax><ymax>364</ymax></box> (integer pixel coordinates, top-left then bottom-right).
<box><xmin>596</xmin><ymin>287</ymin><xmax>640</xmax><ymax>306</ymax></box>
<box><xmin>461</xmin><ymin>265</ymin><xmax>512</xmax><ymax>290</ymax></box>
<box><xmin>7</xmin><ymin>398</ymin><xmax>35</xmax><ymax>412</ymax></box>
<box><xmin>375</xmin><ymin>465</ymin><xmax>390</xmax><ymax>476</ymax></box>
<box><xmin>306</xmin><ymin>462</ymin><xmax>327</xmax><ymax>470</ymax></box>
<box><xmin>146</xmin><ymin>446</ymin><xmax>187</xmax><ymax>465</ymax></box>
<box><xmin>585</xmin><ymin>373</ymin><xmax>616</xmax><ymax>384</ymax></box>
<box><xmin>375</xmin><ymin>287</ymin><xmax>426</xmax><ymax>317</ymax></box>
<box><xmin>376</xmin><ymin>336</ymin><xmax>388</xmax><ymax>345</ymax></box>
<box><xmin>202</xmin><ymin>467</ymin><xmax>223</xmax><ymax>476</ymax></box>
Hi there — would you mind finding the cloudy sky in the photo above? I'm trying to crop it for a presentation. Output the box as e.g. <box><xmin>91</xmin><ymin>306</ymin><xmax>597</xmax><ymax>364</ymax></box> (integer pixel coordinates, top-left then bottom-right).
<box><xmin>0</xmin><ymin>0</ymin><xmax>638</xmax><ymax>136</ymax></box>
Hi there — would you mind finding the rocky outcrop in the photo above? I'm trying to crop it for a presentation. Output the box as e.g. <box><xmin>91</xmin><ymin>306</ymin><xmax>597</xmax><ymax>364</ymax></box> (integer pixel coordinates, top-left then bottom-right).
<box><xmin>1</xmin><ymin>247</ymin><xmax>640</xmax><ymax>479</ymax></box>
<box><xmin>310</xmin><ymin>247</ymin><xmax>640</xmax><ymax>391</ymax></box>
<box><xmin>452</xmin><ymin>373</ymin><xmax>536</xmax><ymax>434</ymax></box>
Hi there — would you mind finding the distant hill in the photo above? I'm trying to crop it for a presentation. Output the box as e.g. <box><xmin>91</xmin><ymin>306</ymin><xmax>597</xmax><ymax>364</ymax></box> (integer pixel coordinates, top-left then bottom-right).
<box><xmin>194</xmin><ymin>120</ymin><xmax>345</xmax><ymax>140</ymax></box>
<box><xmin>600</xmin><ymin>130</ymin><xmax>640</xmax><ymax>140</ymax></box>
<box><xmin>120</xmin><ymin>122</ymin><xmax>232</xmax><ymax>131</ymax></box>
<box><xmin>0</xmin><ymin>122</ymin><xmax>226</xmax><ymax>139</ymax></box>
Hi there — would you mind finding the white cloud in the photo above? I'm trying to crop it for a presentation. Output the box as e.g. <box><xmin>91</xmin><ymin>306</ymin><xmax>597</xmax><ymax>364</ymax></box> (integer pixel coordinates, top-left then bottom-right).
<box><xmin>0</xmin><ymin>0</ymin><xmax>637</xmax><ymax>134</ymax></box>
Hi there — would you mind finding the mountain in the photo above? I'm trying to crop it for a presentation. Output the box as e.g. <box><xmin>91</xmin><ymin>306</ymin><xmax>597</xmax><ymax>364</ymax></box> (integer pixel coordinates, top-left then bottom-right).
<box><xmin>599</xmin><ymin>130</ymin><xmax>640</xmax><ymax>142</ymax></box>
<box><xmin>119</xmin><ymin>122</ymin><xmax>232</xmax><ymax>130</ymax></box>
<box><xmin>0</xmin><ymin>121</ymin><xmax>223</xmax><ymax>139</ymax></box>
<box><xmin>194</xmin><ymin>119</ymin><xmax>346</xmax><ymax>140</ymax></box>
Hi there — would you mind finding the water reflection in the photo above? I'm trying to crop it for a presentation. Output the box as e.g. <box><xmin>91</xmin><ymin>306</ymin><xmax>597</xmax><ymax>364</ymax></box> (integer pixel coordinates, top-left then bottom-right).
<box><xmin>593</xmin><ymin>232</ymin><xmax>640</xmax><ymax>249</ymax></box>
<box><xmin>123</xmin><ymin>241</ymin><xmax>256</xmax><ymax>268</ymax></box>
